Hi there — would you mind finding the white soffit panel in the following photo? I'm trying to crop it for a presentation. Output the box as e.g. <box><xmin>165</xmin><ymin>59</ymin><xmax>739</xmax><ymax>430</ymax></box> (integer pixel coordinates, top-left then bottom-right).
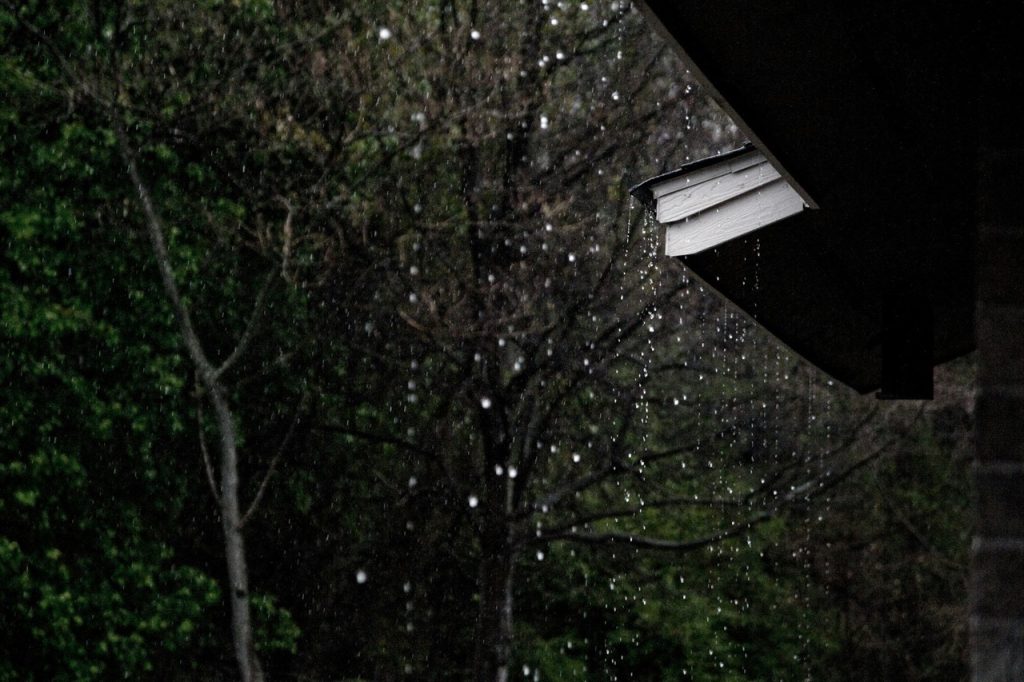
<box><xmin>653</xmin><ymin>149</ymin><xmax>807</xmax><ymax>256</ymax></box>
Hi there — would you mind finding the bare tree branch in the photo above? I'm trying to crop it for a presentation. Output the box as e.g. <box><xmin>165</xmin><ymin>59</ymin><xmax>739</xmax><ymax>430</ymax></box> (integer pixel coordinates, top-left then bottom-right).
<box><xmin>215</xmin><ymin>268</ymin><xmax>276</xmax><ymax>380</ymax></box>
<box><xmin>196</xmin><ymin>389</ymin><xmax>221</xmax><ymax>506</ymax></box>
<box><xmin>534</xmin><ymin>511</ymin><xmax>773</xmax><ymax>552</ymax></box>
<box><xmin>277</xmin><ymin>197</ymin><xmax>295</xmax><ymax>283</ymax></box>
<box><xmin>240</xmin><ymin>394</ymin><xmax>308</xmax><ymax>528</ymax></box>
<box><xmin>0</xmin><ymin>0</ymin><xmax>110</xmax><ymax>105</ymax></box>
<box><xmin>313</xmin><ymin>423</ymin><xmax>438</xmax><ymax>460</ymax></box>
<box><xmin>538</xmin><ymin>494</ymin><xmax>745</xmax><ymax>537</ymax></box>
<box><xmin>115</xmin><ymin>124</ymin><xmax>216</xmax><ymax>379</ymax></box>
<box><xmin>522</xmin><ymin>438</ymin><xmax>700</xmax><ymax>519</ymax></box>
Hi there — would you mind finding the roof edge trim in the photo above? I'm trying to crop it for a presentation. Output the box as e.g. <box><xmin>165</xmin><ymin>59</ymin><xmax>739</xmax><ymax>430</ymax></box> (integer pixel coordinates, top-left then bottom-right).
<box><xmin>630</xmin><ymin>142</ymin><xmax>756</xmax><ymax>208</ymax></box>
<box><xmin>634</xmin><ymin>0</ymin><xmax>819</xmax><ymax>210</ymax></box>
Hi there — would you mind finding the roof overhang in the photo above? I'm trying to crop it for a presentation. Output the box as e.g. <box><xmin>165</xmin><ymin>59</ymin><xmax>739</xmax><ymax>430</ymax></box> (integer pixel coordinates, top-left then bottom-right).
<box><xmin>634</xmin><ymin>144</ymin><xmax>807</xmax><ymax>256</ymax></box>
<box><xmin>632</xmin><ymin>1</ymin><xmax>978</xmax><ymax>397</ymax></box>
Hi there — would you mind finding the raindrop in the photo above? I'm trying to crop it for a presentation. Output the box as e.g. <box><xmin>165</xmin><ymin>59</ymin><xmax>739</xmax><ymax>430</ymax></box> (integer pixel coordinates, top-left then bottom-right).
<box><xmin>536</xmin><ymin>550</ymin><xmax>545</xmax><ymax>561</ymax></box>
<box><xmin>480</xmin><ymin>397</ymin><xmax>493</xmax><ymax>409</ymax></box>
<box><xmin>508</xmin><ymin>466</ymin><xmax>518</xmax><ymax>479</ymax></box>
<box><xmin>470</xmin><ymin>29</ymin><xmax>481</xmax><ymax>40</ymax></box>
<box><xmin>468</xmin><ymin>495</ymin><xmax>479</xmax><ymax>508</ymax></box>
<box><xmin>356</xmin><ymin>570</ymin><xmax>368</xmax><ymax>584</ymax></box>
<box><xmin>378</xmin><ymin>27</ymin><xmax>392</xmax><ymax>40</ymax></box>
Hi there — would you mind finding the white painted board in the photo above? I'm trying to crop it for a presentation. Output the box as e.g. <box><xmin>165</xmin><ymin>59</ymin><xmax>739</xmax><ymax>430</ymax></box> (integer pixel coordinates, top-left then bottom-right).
<box><xmin>663</xmin><ymin>178</ymin><xmax>805</xmax><ymax>256</ymax></box>
<box><xmin>657</xmin><ymin>160</ymin><xmax>782</xmax><ymax>223</ymax></box>
<box><xmin>650</xmin><ymin>150</ymin><xmax>765</xmax><ymax>200</ymax></box>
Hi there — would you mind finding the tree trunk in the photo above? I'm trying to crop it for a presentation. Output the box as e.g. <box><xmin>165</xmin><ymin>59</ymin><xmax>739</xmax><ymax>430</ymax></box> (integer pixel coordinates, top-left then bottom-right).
<box><xmin>209</xmin><ymin>385</ymin><xmax>263</xmax><ymax>682</ymax></box>
<box><xmin>116</xmin><ymin>130</ymin><xmax>263</xmax><ymax>682</ymax></box>
<box><xmin>474</xmin><ymin>533</ymin><xmax>515</xmax><ymax>682</ymax></box>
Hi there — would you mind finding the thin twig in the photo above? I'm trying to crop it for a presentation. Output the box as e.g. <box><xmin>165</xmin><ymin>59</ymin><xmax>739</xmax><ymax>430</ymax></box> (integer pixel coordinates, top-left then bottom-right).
<box><xmin>541</xmin><ymin>494</ymin><xmax>744</xmax><ymax>537</ymax></box>
<box><xmin>534</xmin><ymin>511</ymin><xmax>773</xmax><ymax>552</ymax></box>
<box><xmin>277</xmin><ymin>197</ymin><xmax>295</xmax><ymax>283</ymax></box>
<box><xmin>215</xmin><ymin>269</ymin><xmax>276</xmax><ymax>380</ymax></box>
<box><xmin>240</xmin><ymin>394</ymin><xmax>309</xmax><ymax>528</ymax></box>
<box><xmin>313</xmin><ymin>423</ymin><xmax>437</xmax><ymax>460</ymax></box>
<box><xmin>522</xmin><ymin>440</ymin><xmax>699</xmax><ymax>518</ymax></box>
<box><xmin>0</xmin><ymin>0</ymin><xmax>109</xmax><ymax>105</ymax></box>
<box><xmin>196</xmin><ymin>388</ymin><xmax>221</xmax><ymax>505</ymax></box>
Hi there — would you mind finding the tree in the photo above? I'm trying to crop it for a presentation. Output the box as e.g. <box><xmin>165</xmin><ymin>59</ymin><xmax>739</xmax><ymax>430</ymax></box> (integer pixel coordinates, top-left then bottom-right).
<box><xmin>2</xmin><ymin>1</ymin><xmax>313</xmax><ymax>677</ymax></box>
<box><xmin>277</xmin><ymin>2</ymin><xmax>891</xmax><ymax>679</ymax></box>
<box><xmin>0</xmin><ymin>9</ymin><xmax>226</xmax><ymax>676</ymax></box>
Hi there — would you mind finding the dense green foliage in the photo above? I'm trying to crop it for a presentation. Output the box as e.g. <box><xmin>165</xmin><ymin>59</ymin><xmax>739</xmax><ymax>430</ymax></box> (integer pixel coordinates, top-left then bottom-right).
<box><xmin>0</xmin><ymin>69</ymin><xmax>221</xmax><ymax>678</ymax></box>
<box><xmin>1</xmin><ymin>1</ymin><xmax>972</xmax><ymax>679</ymax></box>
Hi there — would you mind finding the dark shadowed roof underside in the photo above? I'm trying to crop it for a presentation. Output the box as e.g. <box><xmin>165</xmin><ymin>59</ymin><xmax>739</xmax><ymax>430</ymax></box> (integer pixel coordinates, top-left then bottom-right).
<box><xmin>632</xmin><ymin>1</ymin><xmax>977</xmax><ymax>394</ymax></box>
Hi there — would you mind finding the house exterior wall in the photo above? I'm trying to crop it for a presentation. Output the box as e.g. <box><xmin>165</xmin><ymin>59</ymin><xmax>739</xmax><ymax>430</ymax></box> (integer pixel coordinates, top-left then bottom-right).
<box><xmin>972</xmin><ymin>25</ymin><xmax>1024</xmax><ymax>678</ymax></box>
